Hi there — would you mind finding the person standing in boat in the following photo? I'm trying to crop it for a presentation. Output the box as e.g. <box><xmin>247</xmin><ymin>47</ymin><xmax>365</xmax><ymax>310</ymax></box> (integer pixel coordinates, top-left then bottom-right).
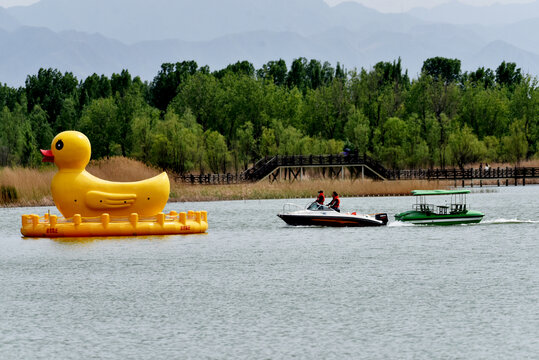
<box><xmin>328</xmin><ymin>191</ymin><xmax>341</xmax><ymax>212</ymax></box>
<box><xmin>316</xmin><ymin>190</ymin><xmax>325</xmax><ymax>205</ymax></box>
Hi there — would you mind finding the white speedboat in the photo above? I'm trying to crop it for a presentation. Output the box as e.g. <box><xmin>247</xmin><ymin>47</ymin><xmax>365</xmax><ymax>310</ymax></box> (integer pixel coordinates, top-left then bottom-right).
<box><xmin>278</xmin><ymin>202</ymin><xmax>388</xmax><ymax>227</ymax></box>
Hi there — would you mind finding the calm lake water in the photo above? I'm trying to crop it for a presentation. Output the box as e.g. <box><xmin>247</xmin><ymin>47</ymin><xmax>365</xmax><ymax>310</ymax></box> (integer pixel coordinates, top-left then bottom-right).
<box><xmin>1</xmin><ymin>186</ymin><xmax>538</xmax><ymax>359</ymax></box>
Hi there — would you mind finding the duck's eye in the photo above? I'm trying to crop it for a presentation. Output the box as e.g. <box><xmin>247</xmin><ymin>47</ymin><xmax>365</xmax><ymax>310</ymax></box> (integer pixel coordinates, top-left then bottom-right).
<box><xmin>55</xmin><ymin>140</ymin><xmax>64</xmax><ymax>151</ymax></box>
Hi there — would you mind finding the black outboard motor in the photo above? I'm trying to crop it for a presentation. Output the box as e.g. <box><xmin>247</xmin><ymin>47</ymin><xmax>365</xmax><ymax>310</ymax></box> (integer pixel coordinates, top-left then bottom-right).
<box><xmin>375</xmin><ymin>213</ymin><xmax>389</xmax><ymax>225</ymax></box>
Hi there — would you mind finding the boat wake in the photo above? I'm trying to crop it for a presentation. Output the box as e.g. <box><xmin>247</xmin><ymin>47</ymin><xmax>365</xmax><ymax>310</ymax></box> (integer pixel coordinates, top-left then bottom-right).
<box><xmin>388</xmin><ymin>221</ymin><xmax>415</xmax><ymax>227</ymax></box>
<box><xmin>482</xmin><ymin>218</ymin><xmax>539</xmax><ymax>225</ymax></box>
<box><xmin>388</xmin><ymin>218</ymin><xmax>539</xmax><ymax>227</ymax></box>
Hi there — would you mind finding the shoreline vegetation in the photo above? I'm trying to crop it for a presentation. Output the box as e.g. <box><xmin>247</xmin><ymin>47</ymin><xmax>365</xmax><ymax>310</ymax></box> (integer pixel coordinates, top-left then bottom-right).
<box><xmin>1</xmin><ymin>58</ymin><xmax>538</xmax><ymax>181</ymax></box>
<box><xmin>1</xmin><ymin>157</ymin><xmax>537</xmax><ymax>208</ymax></box>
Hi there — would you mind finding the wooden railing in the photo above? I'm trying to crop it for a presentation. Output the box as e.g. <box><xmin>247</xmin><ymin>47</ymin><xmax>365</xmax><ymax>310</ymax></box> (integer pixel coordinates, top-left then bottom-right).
<box><xmin>175</xmin><ymin>155</ymin><xmax>538</xmax><ymax>185</ymax></box>
<box><xmin>241</xmin><ymin>153</ymin><xmax>388</xmax><ymax>181</ymax></box>
<box><xmin>176</xmin><ymin>173</ymin><xmax>246</xmax><ymax>185</ymax></box>
<box><xmin>386</xmin><ymin>167</ymin><xmax>538</xmax><ymax>181</ymax></box>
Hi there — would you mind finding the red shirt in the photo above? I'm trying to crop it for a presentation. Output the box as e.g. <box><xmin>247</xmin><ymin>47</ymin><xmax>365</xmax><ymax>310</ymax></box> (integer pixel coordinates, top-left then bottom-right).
<box><xmin>316</xmin><ymin>193</ymin><xmax>325</xmax><ymax>204</ymax></box>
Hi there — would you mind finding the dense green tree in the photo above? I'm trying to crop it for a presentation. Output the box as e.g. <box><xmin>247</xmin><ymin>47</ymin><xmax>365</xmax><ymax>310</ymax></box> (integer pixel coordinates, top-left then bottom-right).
<box><xmin>56</xmin><ymin>97</ymin><xmax>79</xmax><ymax>132</ymax></box>
<box><xmin>0</xmin><ymin>107</ymin><xmax>20</xmax><ymax>166</ymax></box>
<box><xmin>465</xmin><ymin>67</ymin><xmax>495</xmax><ymax>89</ymax></box>
<box><xmin>130</xmin><ymin>108</ymin><xmax>159</xmax><ymax>163</ymax></box>
<box><xmin>306</xmin><ymin>59</ymin><xmax>323</xmax><ymax>90</ymax></box>
<box><xmin>25</xmin><ymin>68</ymin><xmax>78</xmax><ymax>126</ymax></box>
<box><xmin>79</xmin><ymin>98</ymin><xmax>120</xmax><ymax>158</ymax></box>
<box><xmin>259</xmin><ymin>127</ymin><xmax>278</xmax><ymax>156</ymax></box>
<box><xmin>114</xmin><ymin>83</ymin><xmax>149</xmax><ymax>156</ymax></box>
<box><xmin>502</xmin><ymin>119</ymin><xmax>528</xmax><ymax>164</ymax></box>
<box><xmin>0</xmin><ymin>84</ymin><xmax>22</xmax><ymax>111</ymax></box>
<box><xmin>111</xmin><ymin>70</ymin><xmax>133</xmax><ymax>97</ymax></box>
<box><xmin>260</xmin><ymin>84</ymin><xmax>303</xmax><ymax>132</ymax></box>
<box><xmin>422</xmin><ymin>57</ymin><xmax>461</xmax><ymax>84</ymax></box>
<box><xmin>420</xmin><ymin>114</ymin><xmax>442</xmax><ymax>167</ymax></box>
<box><xmin>459</xmin><ymin>84</ymin><xmax>509</xmax><ymax>138</ymax></box>
<box><xmin>422</xmin><ymin>77</ymin><xmax>460</xmax><ymax>167</ymax></box>
<box><xmin>496</xmin><ymin>61</ymin><xmax>523</xmax><ymax>89</ymax></box>
<box><xmin>150</xmin><ymin>110</ymin><xmax>202</xmax><ymax>173</ymax></box>
<box><xmin>375</xmin><ymin>117</ymin><xmax>407</xmax><ymax>168</ymax></box>
<box><xmin>236</xmin><ymin>121</ymin><xmax>255</xmax><ymax>170</ymax></box>
<box><xmin>447</xmin><ymin>124</ymin><xmax>485</xmax><ymax>169</ymax></box>
<box><xmin>29</xmin><ymin>105</ymin><xmax>54</xmax><ymax>151</ymax></box>
<box><xmin>257</xmin><ymin>59</ymin><xmax>288</xmax><ymax>86</ymax></box>
<box><xmin>170</xmin><ymin>72</ymin><xmax>221</xmax><ymax>132</ymax></box>
<box><xmin>335</xmin><ymin>62</ymin><xmax>346</xmax><ymax>81</ymax></box>
<box><xmin>79</xmin><ymin>74</ymin><xmax>112</xmax><ymax>108</ymax></box>
<box><xmin>204</xmin><ymin>130</ymin><xmax>229</xmax><ymax>173</ymax></box>
<box><xmin>509</xmin><ymin>76</ymin><xmax>538</xmax><ymax>156</ymax></box>
<box><xmin>287</xmin><ymin>57</ymin><xmax>308</xmax><ymax>91</ymax></box>
<box><xmin>483</xmin><ymin>135</ymin><xmax>501</xmax><ymax>162</ymax></box>
<box><xmin>374</xmin><ymin>58</ymin><xmax>409</xmax><ymax>88</ymax></box>
<box><xmin>0</xmin><ymin>58</ymin><xmax>537</xmax><ymax>173</ymax></box>
<box><xmin>343</xmin><ymin>108</ymin><xmax>370</xmax><ymax>154</ymax></box>
<box><xmin>213</xmin><ymin>60</ymin><xmax>255</xmax><ymax>79</ymax></box>
<box><xmin>403</xmin><ymin>114</ymin><xmax>430</xmax><ymax>168</ymax></box>
<box><xmin>404</xmin><ymin>75</ymin><xmax>430</xmax><ymax>123</ymax></box>
<box><xmin>19</xmin><ymin>119</ymin><xmax>39</xmax><ymax>167</ymax></box>
<box><xmin>152</xmin><ymin>109</ymin><xmax>204</xmax><ymax>174</ymax></box>
<box><xmin>303</xmin><ymin>78</ymin><xmax>350</xmax><ymax>139</ymax></box>
<box><xmin>149</xmin><ymin>61</ymin><xmax>199</xmax><ymax>111</ymax></box>
<box><xmin>349</xmin><ymin>65</ymin><xmax>407</xmax><ymax>150</ymax></box>
<box><xmin>0</xmin><ymin>103</ymin><xmax>37</xmax><ymax>167</ymax></box>
<box><xmin>321</xmin><ymin>62</ymin><xmax>335</xmax><ymax>86</ymax></box>
<box><xmin>278</xmin><ymin>126</ymin><xmax>304</xmax><ymax>155</ymax></box>
<box><xmin>325</xmin><ymin>139</ymin><xmax>345</xmax><ymax>154</ymax></box>
<box><xmin>218</xmin><ymin>73</ymin><xmax>266</xmax><ymax>142</ymax></box>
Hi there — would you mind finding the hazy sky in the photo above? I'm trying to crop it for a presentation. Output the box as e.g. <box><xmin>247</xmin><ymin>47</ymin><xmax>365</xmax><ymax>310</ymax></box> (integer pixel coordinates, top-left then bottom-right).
<box><xmin>0</xmin><ymin>0</ymin><xmax>535</xmax><ymax>11</ymax></box>
<box><xmin>326</xmin><ymin>0</ymin><xmax>535</xmax><ymax>12</ymax></box>
<box><xmin>0</xmin><ymin>0</ymin><xmax>37</xmax><ymax>7</ymax></box>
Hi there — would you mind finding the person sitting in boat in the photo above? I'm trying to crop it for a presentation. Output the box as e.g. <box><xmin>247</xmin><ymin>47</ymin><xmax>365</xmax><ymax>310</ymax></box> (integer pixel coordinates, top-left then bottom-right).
<box><xmin>327</xmin><ymin>191</ymin><xmax>340</xmax><ymax>212</ymax></box>
<box><xmin>316</xmin><ymin>190</ymin><xmax>325</xmax><ymax>204</ymax></box>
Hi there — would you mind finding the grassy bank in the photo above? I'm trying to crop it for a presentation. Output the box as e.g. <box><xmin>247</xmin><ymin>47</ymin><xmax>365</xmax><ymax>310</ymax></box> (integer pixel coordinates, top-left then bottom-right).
<box><xmin>168</xmin><ymin>179</ymin><xmax>449</xmax><ymax>202</ymax></box>
<box><xmin>1</xmin><ymin>156</ymin><xmax>537</xmax><ymax>207</ymax></box>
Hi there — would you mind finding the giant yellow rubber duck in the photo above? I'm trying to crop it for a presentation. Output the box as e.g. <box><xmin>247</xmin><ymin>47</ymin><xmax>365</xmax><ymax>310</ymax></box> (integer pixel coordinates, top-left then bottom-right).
<box><xmin>41</xmin><ymin>131</ymin><xmax>170</xmax><ymax>218</ymax></box>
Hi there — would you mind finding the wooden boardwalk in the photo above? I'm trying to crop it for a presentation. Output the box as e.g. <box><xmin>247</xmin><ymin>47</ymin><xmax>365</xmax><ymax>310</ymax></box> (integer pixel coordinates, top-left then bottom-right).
<box><xmin>177</xmin><ymin>154</ymin><xmax>389</xmax><ymax>184</ymax></box>
<box><xmin>176</xmin><ymin>154</ymin><xmax>539</xmax><ymax>185</ymax></box>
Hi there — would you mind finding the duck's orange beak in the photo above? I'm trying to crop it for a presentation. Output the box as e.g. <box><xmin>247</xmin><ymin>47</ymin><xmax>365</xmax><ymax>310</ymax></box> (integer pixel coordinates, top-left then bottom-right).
<box><xmin>40</xmin><ymin>149</ymin><xmax>54</xmax><ymax>163</ymax></box>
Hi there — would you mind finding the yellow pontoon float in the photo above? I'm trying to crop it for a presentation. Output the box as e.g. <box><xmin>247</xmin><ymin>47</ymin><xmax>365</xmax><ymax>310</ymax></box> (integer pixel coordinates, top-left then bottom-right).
<box><xmin>21</xmin><ymin>131</ymin><xmax>208</xmax><ymax>238</ymax></box>
<box><xmin>22</xmin><ymin>211</ymin><xmax>208</xmax><ymax>237</ymax></box>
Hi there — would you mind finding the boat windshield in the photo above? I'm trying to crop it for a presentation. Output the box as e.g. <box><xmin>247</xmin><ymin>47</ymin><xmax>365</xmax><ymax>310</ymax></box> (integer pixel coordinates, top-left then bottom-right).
<box><xmin>307</xmin><ymin>202</ymin><xmax>334</xmax><ymax>212</ymax></box>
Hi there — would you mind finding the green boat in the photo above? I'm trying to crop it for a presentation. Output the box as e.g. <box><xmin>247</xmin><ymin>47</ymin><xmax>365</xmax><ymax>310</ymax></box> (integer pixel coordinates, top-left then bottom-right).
<box><xmin>395</xmin><ymin>190</ymin><xmax>484</xmax><ymax>225</ymax></box>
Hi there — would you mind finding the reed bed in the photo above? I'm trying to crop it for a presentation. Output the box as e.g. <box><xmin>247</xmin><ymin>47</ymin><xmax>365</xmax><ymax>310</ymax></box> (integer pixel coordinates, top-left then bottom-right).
<box><xmin>87</xmin><ymin>156</ymin><xmax>162</xmax><ymax>182</ymax></box>
<box><xmin>1</xmin><ymin>156</ymin><xmax>537</xmax><ymax>207</ymax></box>
<box><xmin>169</xmin><ymin>179</ymin><xmax>450</xmax><ymax>202</ymax></box>
<box><xmin>0</xmin><ymin>167</ymin><xmax>54</xmax><ymax>206</ymax></box>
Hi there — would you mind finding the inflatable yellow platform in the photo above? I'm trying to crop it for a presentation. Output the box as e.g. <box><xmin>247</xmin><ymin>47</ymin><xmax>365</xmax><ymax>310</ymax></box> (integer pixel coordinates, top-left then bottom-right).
<box><xmin>22</xmin><ymin>211</ymin><xmax>208</xmax><ymax>238</ymax></box>
<box><xmin>21</xmin><ymin>130</ymin><xmax>208</xmax><ymax>238</ymax></box>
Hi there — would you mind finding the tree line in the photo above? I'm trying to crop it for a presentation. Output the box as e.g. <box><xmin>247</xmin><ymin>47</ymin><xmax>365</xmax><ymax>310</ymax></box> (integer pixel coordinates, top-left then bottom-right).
<box><xmin>0</xmin><ymin>57</ymin><xmax>537</xmax><ymax>174</ymax></box>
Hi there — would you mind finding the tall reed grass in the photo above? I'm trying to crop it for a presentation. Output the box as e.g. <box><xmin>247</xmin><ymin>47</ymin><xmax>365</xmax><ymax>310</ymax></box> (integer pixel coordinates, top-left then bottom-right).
<box><xmin>168</xmin><ymin>179</ymin><xmax>450</xmax><ymax>202</ymax></box>
<box><xmin>1</xmin><ymin>156</ymin><xmax>537</xmax><ymax>207</ymax></box>
<box><xmin>87</xmin><ymin>156</ymin><xmax>162</xmax><ymax>181</ymax></box>
<box><xmin>0</xmin><ymin>167</ymin><xmax>54</xmax><ymax>206</ymax></box>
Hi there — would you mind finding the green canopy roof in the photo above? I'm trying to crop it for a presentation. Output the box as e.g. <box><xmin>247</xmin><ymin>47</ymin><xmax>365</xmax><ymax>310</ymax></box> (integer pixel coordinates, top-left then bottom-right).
<box><xmin>412</xmin><ymin>189</ymin><xmax>471</xmax><ymax>196</ymax></box>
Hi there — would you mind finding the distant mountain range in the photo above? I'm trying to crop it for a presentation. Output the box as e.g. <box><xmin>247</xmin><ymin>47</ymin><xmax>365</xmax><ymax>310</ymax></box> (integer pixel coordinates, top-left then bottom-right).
<box><xmin>0</xmin><ymin>0</ymin><xmax>538</xmax><ymax>86</ymax></box>
<box><xmin>408</xmin><ymin>1</ymin><xmax>539</xmax><ymax>25</ymax></box>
